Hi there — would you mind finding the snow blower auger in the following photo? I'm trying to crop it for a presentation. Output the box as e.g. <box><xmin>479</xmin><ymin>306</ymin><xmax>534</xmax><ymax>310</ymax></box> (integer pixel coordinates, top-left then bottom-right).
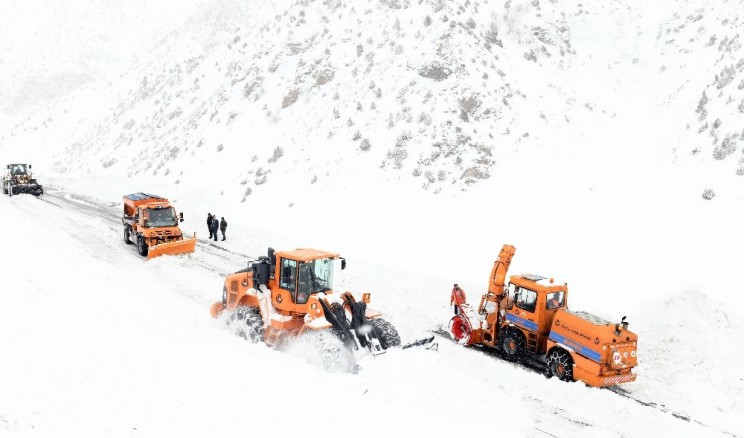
<box><xmin>447</xmin><ymin>244</ymin><xmax>638</xmax><ymax>387</ymax></box>
<box><xmin>209</xmin><ymin>247</ymin><xmax>436</xmax><ymax>369</ymax></box>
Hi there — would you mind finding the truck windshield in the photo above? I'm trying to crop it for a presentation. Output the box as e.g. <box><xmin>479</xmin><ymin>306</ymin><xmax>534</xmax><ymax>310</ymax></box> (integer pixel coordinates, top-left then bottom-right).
<box><xmin>144</xmin><ymin>207</ymin><xmax>178</xmax><ymax>227</ymax></box>
<box><xmin>296</xmin><ymin>258</ymin><xmax>334</xmax><ymax>304</ymax></box>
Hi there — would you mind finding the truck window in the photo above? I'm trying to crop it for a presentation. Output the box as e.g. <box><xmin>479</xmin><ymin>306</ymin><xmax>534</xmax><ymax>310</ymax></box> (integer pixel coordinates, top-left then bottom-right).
<box><xmin>144</xmin><ymin>207</ymin><xmax>178</xmax><ymax>227</ymax></box>
<box><xmin>515</xmin><ymin>287</ymin><xmax>537</xmax><ymax>313</ymax></box>
<box><xmin>546</xmin><ymin>291</ymin><xmax>565</xmax><ymax>310</ymax></box>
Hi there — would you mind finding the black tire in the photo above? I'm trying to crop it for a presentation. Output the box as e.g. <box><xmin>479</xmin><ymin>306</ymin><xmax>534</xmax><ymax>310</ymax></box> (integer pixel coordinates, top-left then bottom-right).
<box><xmin>547</xmin><ymin>349</ymin><xmax>574</xmax><ymax>382</ymax></box>
<box><xmin>242</xmin><ymin>307</ymin><xmax>264</xmax><ymax>344</ymax></box>
<box><xmin>227</xmin><ymin>307</ymin><xmax>264</xmax><ymax>342</ymax></box>
<box><xmin>500</xmin><ymin>328</ymin><xmax>526</xmax><ymax>362</ymax></box>
<box><xmin>137</xmin><ymin>236</ymin><xmax>148</xmax><ymax>257</ymax></box>
<box><xmin>124</xmin><ymin>227</ymin><xmax>132</xmax><ymax>244</ymax></box>
<box><xmin>369</xmin><ymin>318</ymin><xmax>401</xmax><ymax>350</ymax></box>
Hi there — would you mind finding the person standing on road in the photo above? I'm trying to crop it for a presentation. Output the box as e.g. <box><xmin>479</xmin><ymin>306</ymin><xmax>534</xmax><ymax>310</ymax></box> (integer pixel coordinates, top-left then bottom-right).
<box><xmin>207</xmin><ymin>213</ymin><xmax>214</xmax><ymax>239</ymax></box>
<box><xmin>450</xmin><ymin>284</ymin><xmax>466</xmax><ymax>315</ymax></box>
<box><xmin>210</xmin><ymin>215</ymin><xmax>219</xmax><ymax>241</ymax></box>
<box><xmin>220</xmin><ymin>217</ymin><xmax>227</xmax><ymax>241</ymax></box>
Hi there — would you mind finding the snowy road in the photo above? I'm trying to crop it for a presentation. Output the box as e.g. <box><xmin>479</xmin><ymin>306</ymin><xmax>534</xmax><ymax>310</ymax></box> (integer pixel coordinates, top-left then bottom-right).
<box><xmin>1</xmin><ymin>188</ymin><xmax>740</xmax><ymax>438</ymax></box>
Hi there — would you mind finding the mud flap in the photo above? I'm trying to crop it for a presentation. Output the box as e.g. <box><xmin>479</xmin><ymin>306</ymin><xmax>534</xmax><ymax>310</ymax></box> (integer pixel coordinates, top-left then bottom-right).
<box><xmin>146</xmin><ymin>237</ymin><xmax>196</xmax><ymax>259</ymax></box>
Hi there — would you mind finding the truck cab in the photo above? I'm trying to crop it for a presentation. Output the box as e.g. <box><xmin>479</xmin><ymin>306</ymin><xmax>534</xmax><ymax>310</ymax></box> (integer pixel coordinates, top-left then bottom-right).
<box><xmin>504</xmin><ymin>274</ymin><xmax>568</xmax><ymax>354</ymax></box>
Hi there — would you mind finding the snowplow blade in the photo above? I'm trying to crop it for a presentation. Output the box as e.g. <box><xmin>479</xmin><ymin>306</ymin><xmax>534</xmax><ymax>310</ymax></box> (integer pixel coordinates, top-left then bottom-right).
<box><xmin>146</xmin><ymin>238</ymin><xmax>196</xmax><ymax>259</ymax></box>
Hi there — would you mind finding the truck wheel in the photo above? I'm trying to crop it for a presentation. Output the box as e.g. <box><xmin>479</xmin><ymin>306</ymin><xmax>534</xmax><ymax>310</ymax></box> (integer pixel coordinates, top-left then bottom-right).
<box><xmin>500</xmin><ymin>328</ymin><xmax>526</xmax><ymax>362</ymax></box>
<box><xmin>369</xmin><ymin>318</ymin><xmax>401</xmax><ymax>349</ymax></box>
<box><xmin>547</xmin><ymin>349</ymin><xmax>574</xmax><ymax>382</ymax></box>
<box><xmin>137</xmin><ymin>236</ymin><xmax>148</xmax><ymax>257</ymax></box>
<box><xmin>124</xmin><ymin>227</ymin><xmax>132</xmax><ymax>244</ymax></box>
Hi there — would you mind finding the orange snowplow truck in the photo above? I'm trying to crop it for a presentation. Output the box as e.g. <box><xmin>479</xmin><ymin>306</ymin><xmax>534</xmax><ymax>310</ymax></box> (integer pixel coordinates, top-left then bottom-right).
<box><xmin>449</xmin><ymin>244</ymin><xmax>638</xmax><ymax>387</ymax></box>
<box><xmin>121</xmin><ymin>193</ymin><xmax>196</xmax><ymax>259</ymax></box>
<box><xmin>210</xmin><ymin>248</ymin><xmax>403</xmax><ymax>362</ymax></box>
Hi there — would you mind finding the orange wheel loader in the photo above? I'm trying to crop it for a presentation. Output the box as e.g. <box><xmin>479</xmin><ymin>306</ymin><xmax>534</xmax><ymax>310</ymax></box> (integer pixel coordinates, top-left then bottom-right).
<box><xmin>121</xmin><ymin>193</ymin><xmax>196</xmax><ymax>259</ymax></box>
<box><xmin>449</xmin><ymin>244</ymin><xmax>638</xmax><ymax>387</ymax></box>
<box><xmin>210</xmin><ymin>247</ymin><xmax>432</xmax><ymax>368</ymax></box>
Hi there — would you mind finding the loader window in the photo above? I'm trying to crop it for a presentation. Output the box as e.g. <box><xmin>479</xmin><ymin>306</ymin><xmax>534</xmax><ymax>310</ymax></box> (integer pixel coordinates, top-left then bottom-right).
<box><xmin>11</xmin><ymin>164</ymin><xmax>27</xmax><ymax>175</ymax></box>
<box><xmin>296</xmin><ymin>258</ymin><xmax>333</xmax><ymax>303</ymax></box>
<box><xmin>280</xmin><ymin>259</ymin><xmax>297</xmax><ymax>296</ymax></box>
<box><xmin>144</xmin><ymin>207</ymin><xmax>178</xmax><ymax>227</ymax></box>
<box><xmin>514</xmin><ymin>287</ymin><xmax>537</xmax><ymax>313</ymax></box>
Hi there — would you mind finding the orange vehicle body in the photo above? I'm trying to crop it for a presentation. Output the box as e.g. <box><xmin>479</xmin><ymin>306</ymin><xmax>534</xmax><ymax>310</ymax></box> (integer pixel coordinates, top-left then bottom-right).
<box><xmin>121</xmin><ymin>193</ymin><xmax>196</xmax><ymax>259</ymax></box>
<box><xmin>210</xmin><ymin>248</ymin><xmax>400</xmax><ymax>358</ymax></box>
<box><xmin>449</xmin><ymin>244</ymin><xmax>638</xmax><ymax>387</ymax></box>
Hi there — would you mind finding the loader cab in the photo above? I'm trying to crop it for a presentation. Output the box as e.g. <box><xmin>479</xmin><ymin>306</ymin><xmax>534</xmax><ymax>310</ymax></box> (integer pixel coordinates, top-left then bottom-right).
<box><xmin>273</xmin><ymin>249</ymin><xmax>342</xmax><ymax>309</ymax></box>
<box><xmin>9</xmin><ymin>164</ymin><xmax>28</xmax><ymax>176</ymax></box>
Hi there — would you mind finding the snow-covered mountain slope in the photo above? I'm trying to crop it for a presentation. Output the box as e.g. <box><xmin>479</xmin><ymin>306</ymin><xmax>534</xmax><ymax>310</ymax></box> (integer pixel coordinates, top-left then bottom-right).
<box><xmin>654</xmin><ymin>0</ymin><xmax>744</xmax><ymax>178</ymax></box>
<box><xmin>0</xmin><ymin>0</ymin><xmax>201</xmax><ymax>116</ymax></box>
<box><xmin>3</xmin><ymin>0</ymin><xmax>654</xmax><ymax>194</ymax></box>
<box><xmin>1</xmin><ymin>189</ymin><xmax>741</xmax><ymax>438</ymax></box>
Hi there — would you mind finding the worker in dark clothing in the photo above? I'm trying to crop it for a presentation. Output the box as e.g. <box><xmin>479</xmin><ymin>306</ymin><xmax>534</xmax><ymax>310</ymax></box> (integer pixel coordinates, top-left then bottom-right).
<box><xmin>207</xmin><ymin>213</ymin><xmax>214</xmax><ymax>239</ymax></box>
<box><xmin>220</xmin><ymin>217</ymin><xmax>227</xmax><ymax>241</ymax></box>
<box><xmin>210</xmin><ymin>215</ymin><xmax>219</xmax><ymax>241</ymax></box>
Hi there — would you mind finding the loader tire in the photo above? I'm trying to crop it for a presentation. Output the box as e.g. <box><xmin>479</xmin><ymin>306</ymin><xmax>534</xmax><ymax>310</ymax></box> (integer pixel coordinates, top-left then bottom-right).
<box><xmin>137</xmin><ymin>236</ymin><xmax>148</xmax><ymax>257</ymax></box>
<box><xmin>124</xmin><ymin>227</ymin><xmax>133</xmax><ymax>244</ymax></box>
<box><xmin>500</xmin><ymin>328</ymin><xmax>526</xmax><ymax>362</ymax></box>
<box><xmin>230</xmin><ymin>307</ymin><xmax>264</xmax><ymax>343</ymax></box>
<box><xmin>547</xmin><ymin>349</ymin><xmax>574</xmax><ymax>382</ymax></box>
<box><xmin>369</xmin><ymin>318</ymin><xmax>401</xmax><ymax>350</ymax></box>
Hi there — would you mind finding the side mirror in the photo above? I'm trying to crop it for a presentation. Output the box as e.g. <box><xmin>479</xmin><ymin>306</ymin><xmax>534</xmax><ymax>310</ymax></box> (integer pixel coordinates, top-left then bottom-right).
<box><xmin>179</xmin><ymin>212</ymin><xmax>184</xmax><ymax>222</ymax></box>
<box><xmin>28</xmin><ymin>165</ymin><xmax>32</xmax><ymax>169</ymax></box>
<box><xmin>340</xmin><ymin>258</ymin><xmax>346</xmax><ymax>270</ymax></box>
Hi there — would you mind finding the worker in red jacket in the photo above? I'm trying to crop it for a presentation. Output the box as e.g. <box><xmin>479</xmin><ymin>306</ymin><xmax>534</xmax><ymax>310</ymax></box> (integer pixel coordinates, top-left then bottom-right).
<box><xmin>450</xmin><ymin>284</ymin><xmax>466</xmax><ymax>315</ymax></box>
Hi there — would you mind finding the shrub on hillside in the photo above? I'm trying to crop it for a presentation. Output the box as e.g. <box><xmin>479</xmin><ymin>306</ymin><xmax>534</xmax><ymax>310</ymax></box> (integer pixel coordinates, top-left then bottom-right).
<box><xmin>418</xmin><ymin>63</ymin><xmax>452</xmax><ymax>81</ymax></box>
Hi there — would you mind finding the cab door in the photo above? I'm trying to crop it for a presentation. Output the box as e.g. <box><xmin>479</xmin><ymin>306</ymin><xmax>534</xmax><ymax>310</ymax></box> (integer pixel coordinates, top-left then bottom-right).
<box><xmin>276</xmin><ymin>258</ymin><xmax>297</xmax><ymax>311</ymax></box>
<box><xmin>506</xmin><ymin>286</ymin><xmax>540</xmax><ymax>352</ymax></box>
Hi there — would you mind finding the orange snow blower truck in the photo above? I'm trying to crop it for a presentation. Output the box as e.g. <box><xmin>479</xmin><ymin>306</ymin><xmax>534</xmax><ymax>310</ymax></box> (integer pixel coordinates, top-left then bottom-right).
<box><xmin>209</xmin><ymin>247</ymin><xmax>421</xmax><ymax>363</ymax></box>
<box><xmin>122</xmin><ymin>193</ymin><xmax>196</xmax><ymax>259</ymax></box>
<box><xmin>449</xmin><ymin>244</ymin><xmax>638</xmax><ymax>387</ymax></box>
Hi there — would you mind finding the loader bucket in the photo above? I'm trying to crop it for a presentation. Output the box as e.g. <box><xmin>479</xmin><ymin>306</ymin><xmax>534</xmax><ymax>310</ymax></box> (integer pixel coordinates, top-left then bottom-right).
<box><xmin>146</xmin><ymin>238</ymin><xmax>196</xmax><ymax>259</ymax></box>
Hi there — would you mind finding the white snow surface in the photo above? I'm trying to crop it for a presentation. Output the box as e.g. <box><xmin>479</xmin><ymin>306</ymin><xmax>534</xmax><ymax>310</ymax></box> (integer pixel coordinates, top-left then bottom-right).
<box><xmin>1</xmin><ymin>0</ymin><xmax>744</xmax><ymax>437</ymax></box>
